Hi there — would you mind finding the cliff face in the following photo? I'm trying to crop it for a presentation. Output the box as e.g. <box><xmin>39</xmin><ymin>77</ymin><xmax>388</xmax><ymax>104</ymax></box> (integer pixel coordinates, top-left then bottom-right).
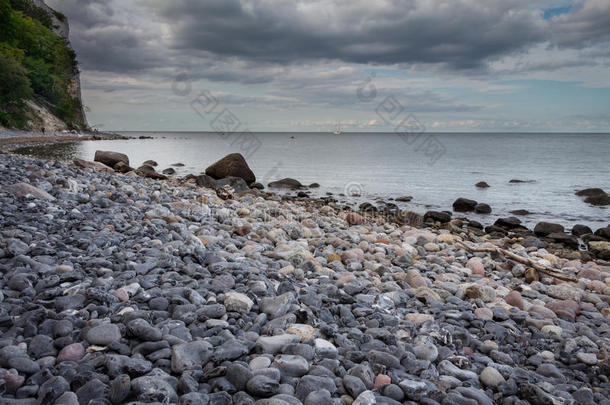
<box><xmin>0</xmin><ymin>0</ymin><xmax>88</xmax><ymax>131</ymax></box>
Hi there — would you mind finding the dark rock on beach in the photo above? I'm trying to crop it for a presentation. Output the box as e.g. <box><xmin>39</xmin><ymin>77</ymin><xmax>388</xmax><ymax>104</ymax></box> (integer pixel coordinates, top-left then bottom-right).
<box><xmin>534</xmin><ymin>221</ymin><xmax>565</xmax><ymax>237</ymax></box>
<box><xmin>475</xmin><ymin>181</ymin><xmax>490</xmax><ymax>188</ymax></box>
<box><xmin>509</xmin><ymin>209</ymin><xmax>531</xmax><ymax>216</ymax></box>
<box><xmin>268</xmin><ymin>178</ymin><xmax>303</xmax><ymax>189</ymax></box>
<box><xmin>595</xmin><ymin>226</ymin><xmax>610</xmax><ymax>240</ymax></box>
<box><xmin>424</xmin><ymin>211</ymin><xmax>452</xmax><ymax>223</ymax></box>
<box><xmin>494</xmin><ymin>216</ymin><xmax>527</xmax><ymax>230</ymax></box>
<box><xmin>585</xmin><ymin>193</ymin><xmax>610</xmax><ymax>206</ymax></box>
<box><xmin>575</xmin><ymin>187</ymin><xmax>607</xmax><ymax>196</ymax></box>
<box><xmin>572</xmin><ymin>224</ymin><xmax>593</xmax><ymax>236</ymax></box>
<box><xmin>205</xmin><ymin>153</ymin><xmax>256</xmax><ymax>183</ymax></box>
<box><xmin>136</xmin><ymin>165</ymin><xmax>167</xmax><ymax>180</ymax></box>
<box><xmin>575</xmin><ymin>188</ymin><xmax>610</xmax><ymax>206</ymax></box>
<box><xmin>94</xmin><ymin>150</ymin><xmax>129</xmax><ymax>168</ymax></box>
<box><xmin>195</xmin><ymin>174</ymin><xmax>218</xmax><ymax>188</ymax></box>
<box><xmin>474</xmin><ymin>203</ymin><xmax>491</xmax><ymax>214</ymax></box>
<box><xmin>452</xmin><ymin>198</ymin><xmax>477</xmax><ymax>212</ymax></box>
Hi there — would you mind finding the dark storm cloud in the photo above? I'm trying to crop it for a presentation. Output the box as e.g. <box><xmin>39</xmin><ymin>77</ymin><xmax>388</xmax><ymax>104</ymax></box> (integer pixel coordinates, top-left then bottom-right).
<box><xmin>47</xmin><ymin>0</ymin><xmax>165</xmax><ymax>72</ymax></box>
<box><xmin>47</xmin><ymin>0</ymin><xmax>610</xmax><ymax>77</ymax></box>
<box><xmin>151</xmin><ymin>0</ymin><xmax>549</xmax><ymax>70</ymax></box>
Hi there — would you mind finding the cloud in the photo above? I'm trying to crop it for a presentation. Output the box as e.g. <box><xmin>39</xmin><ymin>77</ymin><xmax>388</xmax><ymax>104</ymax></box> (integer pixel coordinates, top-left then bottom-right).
<box><xmin>47</xmin><ymin>0</ymin><xmax>166</xmax><ymax>72</ymax></box>
<box><xmin>147</xmin><ymin>0</ymin><xmax>549</xmax><ymax>70</ymax></box>
<box><xmin>44</xmin><ymin>0</ymin><xmax>610</xmax><ymax>131</ymax></box>
<box><xmin>549</xmin><ymin>0</ymin><xmax>610</xmax><ymax>48</ymax></box>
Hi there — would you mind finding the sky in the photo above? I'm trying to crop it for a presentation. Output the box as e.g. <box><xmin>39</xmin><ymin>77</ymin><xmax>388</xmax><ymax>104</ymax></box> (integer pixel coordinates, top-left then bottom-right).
<box><xmin>46</xmin><ymin>0</ymin><xmax>610</xmax><ymax>132</ymax></box>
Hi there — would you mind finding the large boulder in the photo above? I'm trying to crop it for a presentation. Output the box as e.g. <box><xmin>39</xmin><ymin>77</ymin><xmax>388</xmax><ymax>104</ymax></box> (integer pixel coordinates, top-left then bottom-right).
<box><xmin>453</xmin><ymin>198</ymin><xmax>477</xmax><ymax>212</ymax></box>
<box><xmin>73</xmin><ymin>158</ymin><xmax>114</xmax><ymax>173</ymax></box>
<box><xmin>584</xmin><ymin>194</ymin><xmax>610</xmax><ymax>206</ymax></box>
<box><xmin>494</xmin><ymin>217</ymin><xmax>527</xmax><ymax>230</ymax></box>
<box><xmin>534</xmin><ymin>222</ymin><xmax>565</xmax><ymax>237</ymax></box>
<box><xmin>94</xmin><ymin>151</ymin><xmax>129</xmax><ymax>168</ymax></box>
<box><xmin>424</xmin><ymin>211</ymin><xmax>452</xmax><ymax>223</ymax></box>
<box><xmin>205</xmin><ymin>153</ymin><xmax>256</xmax><ymax>184</ymax></box>
<box><xmin>474</xmin><ymin>203</ymin><xmax>492</xmax><ymax>214</ymax></box>
<box><xmin>575</xmin><ymin>188</ymin><xmax>606</xmax><ymax>197</ymax></box>
<box><xmin>572</xmin><ymin>224</ymin><xmax>592</xmax><ymax>237</ymax></box>
<box><xmin>546</xmin><ymin>232</ymin><xmax>578</xmax><ymax>249</ymax></box>
<box><xmin>268</xmin><ymin>178</ymin><xmax>303</xmax><ymax>189</ymax></box>
<box><xmin>594</xmin><ymin>226</ymin><xmax>610</xmax><ymax>240</ymax></box>
<box><xmin>575</xmin><ymin>188</ymin><xmax>610</xmax><ymax>206</ymax></box>
<box><xmin>136</xmin><ymin>165</ymin><xmax>167</xmax><ymax>180</ymax></box>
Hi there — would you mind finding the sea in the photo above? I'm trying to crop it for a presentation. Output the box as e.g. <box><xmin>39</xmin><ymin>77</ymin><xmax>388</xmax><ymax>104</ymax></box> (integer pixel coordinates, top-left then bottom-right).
<box><xmin>15</xmin><ymin>132</ymin><xmax>610</xmax><ymax>231</ymax></box>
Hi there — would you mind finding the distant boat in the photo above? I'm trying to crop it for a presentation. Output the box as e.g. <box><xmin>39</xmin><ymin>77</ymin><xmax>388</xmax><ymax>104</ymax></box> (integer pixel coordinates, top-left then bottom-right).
<box><xmin>333</xmin><ymin>122</ymin><xmax>342</xmax><ymax>135</ymax></box>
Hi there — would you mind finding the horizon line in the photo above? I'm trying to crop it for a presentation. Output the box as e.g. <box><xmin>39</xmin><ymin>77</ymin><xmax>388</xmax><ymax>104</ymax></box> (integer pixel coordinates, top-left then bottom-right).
<box><xmin>109</xmin><ymin>130</ymin><xmax>610</xmax><ymax>134</ymax></box>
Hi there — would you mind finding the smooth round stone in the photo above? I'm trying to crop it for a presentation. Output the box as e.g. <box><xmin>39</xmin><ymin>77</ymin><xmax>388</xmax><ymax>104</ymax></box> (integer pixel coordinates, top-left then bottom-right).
<box><xmin>127</xmin><ymin>319</ymin><xmax>162</xmax><ymax>341</ymax></box>
<box><xmin>343</xmin><ymin>375</ymin><xmax>367</xmax><ymax>398</ymax></box>
<box><xmin>246</xmin><ymin>375</ymin><xmax>279</xmax><ymax>397</ymax></box>
<box><xmin>504</xmin><ymin>290</ymin><xmax>525</xmax><ymax>310</ymax></box>
<box><xmin>273</xmin><ymin>355</ymin><xmax>310</xmax><ymax>377</ymax></box>
<box><xmin>466</xmin><ymin>258</ymin><xmax>485</xmax><ymax>276</ymax></box>
<box><xmin>224</xmin><ymin>292</ymin><xmax>254</xmax><ymax>313</ymax></box>
<box><xmin>413</xmin><ymin>344</ymin><xmax>438</xmax><ymax>362</ymax></box>
<box><xmin>373</xmin><ymin>374</ymin><xmax>391</xmax><ymax>388</ymax></box>
<box><xmin>285</xmin><ymin>324</ymin><xmax>315</xmax><ymax>342</ymax></box>
<box><xmin>56</xmin><ymin>343</ymin><xmax>85</xmax><ymax>363</ymax></box>
<box><xmin>148</xmin><ymin>297</ymin><xmax>169</xmax><ymax>311</ymax></box>
<box><xmin>54</xmin><ymin>392</ymin><xmax>79</xmax><ymax>405</ymax></box>
<box><xmin>474</xmin><ymin>308</ymin><xmax>493</xmax><ymax>321</ymax></box>
<box><xmin>314</xmin><ymin>338</ymin><xmax>338</xmax><ymax>359</ymax></box>
<box><xmin>8</xmin><ymin>356</ymin><xmax>40</xmax><ymax>374</ymax></box>
<box><xmin>304</xmin><ymin>389</ymin><xmax>332</xmax><ymax>405</ymax></box>
<box><xmin>405</xmin><ymin>313</ymin><xmax>434</xmax><ymax>324</ymax></box>
<box><xmin>109</xmin><ymin>375</ymin><xmax>131</xmax><ymax>404</ymax></box>
<box><xmin>250</xmin><ymin>356</ymin><xmax>272</xmax><ymax>370</ymax></box>
<box><xmin>3</xmin><ymin>374</ymin><xmax>25</xmax><ymax>394</ymax></box>
<box><xmin>576</xmin><ymin>352</ymin><xmax>597</xmax><ymax>365</ymax></box>
<box><xmin>226</xmin><ymin>363</ymin><xmax>253</xmax><ymax>392</ymax></box>
<box><xmin>479</xmin><ymin>366</ymin><xmax>506</xmax><ymax>388</ymax></box>
<box><xmin>540</xmin><ymin>351</ymin><xmax>555</xmax><ymax>361</ymax></box>
<box><xmin>53</xmin><ymin>320</ymin><xmax>73</xmax><ymax>337</ymax></box>
<box><xmin>536</xmin><ymin>363</ymin><xmax>565</xmax><ymax>379</ymax></box>
<box><xmin>541</xmin><ymin>325</ymin><xmax>562</xmax><ymax>337</ymax></box>
<box><xmin>424</xmin><ymin>243</ymin><xmax>440</xmax><ymax>252</ymax></box>
<box><xmin>86</xmin><ymin>324</ymin><xmax>121</xmax><ymax>346</ymax></box>
<box><xmin>380</xmin><ymin>384</ymin><xmax>404</xmax><ymax>401</ymax></box>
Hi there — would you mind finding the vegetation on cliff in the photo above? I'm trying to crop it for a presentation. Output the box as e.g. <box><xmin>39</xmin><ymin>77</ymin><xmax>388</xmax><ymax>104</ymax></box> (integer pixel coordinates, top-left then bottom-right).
<box><xmin>0</xmin><ymin>0</ymin><xmax>85</xmax><ymax>129</ymax></box>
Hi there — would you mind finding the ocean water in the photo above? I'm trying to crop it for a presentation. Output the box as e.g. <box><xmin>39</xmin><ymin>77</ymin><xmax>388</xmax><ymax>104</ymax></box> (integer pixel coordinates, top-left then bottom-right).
<box><xmin>17</xmin><ymin>132</ymin><xmax>610</xmax><ymax>230</ymax></box>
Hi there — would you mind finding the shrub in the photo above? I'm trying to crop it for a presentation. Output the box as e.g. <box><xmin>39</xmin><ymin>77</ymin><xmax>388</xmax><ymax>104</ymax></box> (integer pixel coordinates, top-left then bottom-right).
<box><xmin>0</xmin><ymin>53</ymin><xmax>32</xmax><ymax>104</ymax></box>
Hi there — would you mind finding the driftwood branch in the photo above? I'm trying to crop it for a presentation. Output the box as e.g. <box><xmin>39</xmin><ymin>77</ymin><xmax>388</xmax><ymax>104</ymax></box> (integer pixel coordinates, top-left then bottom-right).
<box><xmin>456</xmin><ymin>242</ymin><xmax>578</xmax><ymax>282</ymax></box>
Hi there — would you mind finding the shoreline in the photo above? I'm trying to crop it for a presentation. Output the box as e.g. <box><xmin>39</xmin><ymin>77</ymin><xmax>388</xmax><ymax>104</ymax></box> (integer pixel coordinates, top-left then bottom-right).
<box><xmin>0</xmin><ymin>150</ymin><xmax>609</xmax><ymax>404</ymax></box>
<box><xmin>0</xmin><ymin>129</ymin><xmax>128</xmax><ymax>152</ymax></box>
<box><xmin>3</xmin><ymin>131</ymin><xmax>608</xmax><ymax>235</ymax></box>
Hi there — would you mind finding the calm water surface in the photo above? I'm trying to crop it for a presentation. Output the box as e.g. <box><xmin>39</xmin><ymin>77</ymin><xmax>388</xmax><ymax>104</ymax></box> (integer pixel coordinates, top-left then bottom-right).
<box><xmin>16</xmin><ymin>132</ymin><xmax>610</xmax><ymax>230</ymax></box>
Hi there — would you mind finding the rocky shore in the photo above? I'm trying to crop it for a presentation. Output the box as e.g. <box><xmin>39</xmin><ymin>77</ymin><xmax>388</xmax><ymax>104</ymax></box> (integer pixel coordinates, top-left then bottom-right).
<box><xmin>0</xmin><ymin>130</ymin><xmax>128</xmax><ymax>152</ymax></box>
<box><xmin>0</xmin><ymin>150</ymin><xmax>609</xmax><ymax>405</ymax></box>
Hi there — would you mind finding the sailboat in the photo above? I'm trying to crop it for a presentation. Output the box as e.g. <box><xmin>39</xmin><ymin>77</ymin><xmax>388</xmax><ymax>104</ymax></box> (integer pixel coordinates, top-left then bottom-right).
<box><xmin>333</xmin><ymin>122</ymin><xmax>342</xmax><ymax>135</ymax></box>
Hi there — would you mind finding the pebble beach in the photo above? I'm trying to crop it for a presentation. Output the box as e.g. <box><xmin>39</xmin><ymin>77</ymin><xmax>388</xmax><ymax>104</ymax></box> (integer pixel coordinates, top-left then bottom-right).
<box><xmin>0</xmin><ymin>147</ymin><xmax>609</xmax><ymax>405</ymax></box>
